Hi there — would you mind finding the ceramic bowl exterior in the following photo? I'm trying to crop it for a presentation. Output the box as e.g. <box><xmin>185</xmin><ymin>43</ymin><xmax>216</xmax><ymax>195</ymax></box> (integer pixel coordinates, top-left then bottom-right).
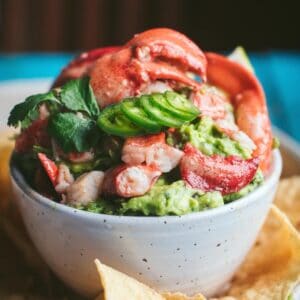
<box><xmin>10</xmin><ymin>150</ymin><xmax>282</xmax><ymax>298</ymax></box>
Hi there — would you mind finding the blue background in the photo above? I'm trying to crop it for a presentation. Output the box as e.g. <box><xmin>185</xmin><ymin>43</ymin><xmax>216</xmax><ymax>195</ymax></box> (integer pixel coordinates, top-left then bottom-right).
<box><xmin>0</xmin><ymin>52</ymin><xmax>299</xmax><ymax>141</ymax></box>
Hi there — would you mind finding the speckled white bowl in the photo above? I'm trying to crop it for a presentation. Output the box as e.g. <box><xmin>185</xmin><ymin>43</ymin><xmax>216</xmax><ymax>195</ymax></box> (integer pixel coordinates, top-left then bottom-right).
<box><xmin>10</xmin><ymin>150</ymin><xmax>281</xmax><ymax>298</ymax></box>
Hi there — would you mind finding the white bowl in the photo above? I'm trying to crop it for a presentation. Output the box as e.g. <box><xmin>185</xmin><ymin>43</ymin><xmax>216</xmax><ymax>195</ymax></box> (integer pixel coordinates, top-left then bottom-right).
<box><xmin>10</xmin><ymin>150</ymin><xmax>282</xmax><ymax>298</ymax></box>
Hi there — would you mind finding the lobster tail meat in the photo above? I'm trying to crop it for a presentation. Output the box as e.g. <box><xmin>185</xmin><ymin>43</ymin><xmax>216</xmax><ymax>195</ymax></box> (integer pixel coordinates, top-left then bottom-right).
<box><xmin>205</xmin><ymin>52</ymin><xmax>273</xmax><ymax>172</ymax></box>
<box><xmin>102</xmin><ymin>164</ymin><xmax>161</xmax><ymax>198</ymax></box>
<box><xmin>180</xmin><ymin>143</ymin><xmax>259</xmax><ymax>195</ymax></box>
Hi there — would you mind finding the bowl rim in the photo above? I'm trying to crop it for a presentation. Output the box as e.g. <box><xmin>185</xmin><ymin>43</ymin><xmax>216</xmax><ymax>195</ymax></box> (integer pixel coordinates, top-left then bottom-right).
<box><xmin>10</xmin><ymin>150</ymin><xmax>282</xmax><ymax>224</ymax></box>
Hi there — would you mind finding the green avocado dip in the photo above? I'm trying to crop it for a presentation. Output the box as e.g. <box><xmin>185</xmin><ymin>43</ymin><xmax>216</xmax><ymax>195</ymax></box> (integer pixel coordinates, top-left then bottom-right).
<box><xmin>167</xmin><ymin>116</ymin><xmax>251</xmax><ymax>158</ymax></box>
<box><xmin>78</xmin><ymin>171</ymin><xmax>263</xmax><ymax>216</ymax></box>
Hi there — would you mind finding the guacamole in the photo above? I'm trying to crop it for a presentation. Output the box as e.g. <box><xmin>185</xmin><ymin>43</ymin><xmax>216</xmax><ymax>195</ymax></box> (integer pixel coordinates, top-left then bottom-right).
<box><xmin>79</xmin><ymin>179</ymin><xmax>223</xmax><ymax>216</ymax></box>
<box><xmin>79</xmin><ymin>170</ymin><xmax>263</xmax><ymax>216</ymax></box>
<box><xmin>167</xmin><ymin>117</ymin><xmax>251</xmax><ymax>158</ymax></box>
<box><xmin>120</xmin><ymin>180</ymin><xmax>223</xmax><ymax>216</ymax></box>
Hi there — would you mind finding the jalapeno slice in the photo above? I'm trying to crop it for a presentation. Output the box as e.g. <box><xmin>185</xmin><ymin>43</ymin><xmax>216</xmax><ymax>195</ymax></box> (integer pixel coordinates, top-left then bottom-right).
<box><xmin>140</xmin><ymin>95</ymin><xmax>184</xmax><ymax>128</ymax></box>
<box><xmin>151</xmin><ymin>93</ymin><xmax>198</xmax><ymax>121</ymax></box>
<box><xmin>120</xmin><ymin>99</ymin><xmax>162</xmax><ymax>132</ymax></box>
<box><xmin>97</xmin><ymin>104</ymin><xmax>145</xmax><ymax>137</ymax></box>
<box><xmin>165</xmin><ymin>91</ymin><xmax>199</xmax><ymax>116</ymax></box>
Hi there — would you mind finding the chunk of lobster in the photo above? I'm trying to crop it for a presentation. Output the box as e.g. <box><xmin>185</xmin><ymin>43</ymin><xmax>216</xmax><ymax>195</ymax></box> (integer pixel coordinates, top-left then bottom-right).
<box><xmin>37</xmin><ymin>153</ymin><xmax>58</xmax><ymax>186</ymax></box>
<box><xmin>52</xmin><ymin>46</ymin><xmax>120</xmax><ymax>88</ymax></box>
<box><xmin>55</xmin><ymin>163</ymin><xmax>74</xmax><ymax>194</ymax></box>
<box><xmin>191</xmin><ymin>87</ymin><xmax>229</xmax><ymax>120</ymax></box>
<box><xmin>66</xmin><ymin>171</ymin><xmax>105</xmax><ymax>206</ymax></box>
<box><xmin>102</xmin><ymin>164</ymin><xmax>161</xmax><ymax>198</ymax></box>
<box><xmin>122</xmin><ymin>133</ymin><xmax>183</xmax><ymax>173</ymax></box>
<box><xmin>205</xmin><ymin>52</ymin><xmax>272</xmax><ymax>172</ymax></box>
<box><xmin>180</xmin><ymin>144</ymin><xmax>259</xmax><ymax>195</ymax></box>
<box><xmin>126</xmin><ymin>28</ymin><xmax>207</xmax><ymax>78</ymax></box>
<box><xmin>90</xmin><ymin>28</ymin><xmax>206</xmax><ymax>107</ymax></box>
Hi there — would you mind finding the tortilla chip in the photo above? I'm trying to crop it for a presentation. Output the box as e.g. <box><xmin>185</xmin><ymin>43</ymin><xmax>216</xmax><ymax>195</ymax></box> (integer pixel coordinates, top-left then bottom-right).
<box><xmin>222</xmin><ymin>205</ymin><xmax>300</xmax><ymax>299</ymax></box>
<box><xmin>274</xmin><ymin>176</ymin><xmax>300</xmax><ymax>231</ymax></box>
<box><xmin>162</xmin><ymin>292</ymin><xmax>206</xmax><ymax>299</ymax></box>
<box><xmin>0</xmin><ymin>129</ymin><xmax>15</xmax><ymax>213</ymax></box>
<box><xmin>94</xmin><ymin>259</ymin><xmax>205</xmax><ymax>300</ymax></box>
<box><xmin>94</xmin><ymin>259</ymin><xmax>165</xmax><ymax>300</ymax></box>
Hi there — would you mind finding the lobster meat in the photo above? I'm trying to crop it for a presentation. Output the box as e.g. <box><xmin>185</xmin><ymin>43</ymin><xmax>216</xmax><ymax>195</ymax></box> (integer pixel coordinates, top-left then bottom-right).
<box><xmin>205</xmin><ymin>53</ymin><xmax>272</xmax><ymax>172</ymax></box>
<box><xmin>102</xmin><ymin>164</ymin><xmax>161</xmax><ymax>198</ymax></box>
<box><xmin>66</xmin><ymin>171</ymin><xmax>105</xmax><ymax>205</ymax></box>
<box><xmin>90</xmin><ymin>28</ymin><xmax>206</xmax><ymax>108</ymax></box>
<box><xmin>122</xmin><ymin>132</ymin><xmax>183</xmax><ymax>173</ymax></box>
<box><xmin>52</xmin><ymin>46</ymin><xmax>120</xmax><ymax>88</ymax></box>
<box><xmin>180</xmin><ymin>144</ymin><xmax>259</xmax><ymax>195</ymax></box>
<box><xmin>37</xmin><ymin>153</ymin><xmax>58</xmax><ymax>186</ymax></box>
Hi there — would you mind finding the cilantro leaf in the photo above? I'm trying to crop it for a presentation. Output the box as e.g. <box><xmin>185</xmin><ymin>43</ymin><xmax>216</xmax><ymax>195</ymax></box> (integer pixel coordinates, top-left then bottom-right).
<box><xmin>8</xmin><ymin>91</ymin><xmax>59</xmax><ymax>128</ymax></box>
<box><xmin>60</xmin><ymin>77</ymin><xmax>100</xmax><ymax>118</ymax></box>
<box><xmin>48</xmin><ymin>112</ymin><xmax>98</xmax><ymax>153</ymax></box>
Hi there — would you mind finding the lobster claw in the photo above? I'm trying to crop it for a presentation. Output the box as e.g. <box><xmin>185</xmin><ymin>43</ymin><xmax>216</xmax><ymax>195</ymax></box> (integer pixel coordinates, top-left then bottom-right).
<box><xmin>127</xmin><ymin>28</ymin><xmax>207</xmax><ymax>79</ymax></box>
<box><xmin>91</xmin><ymin>29</ymin><xmax>206</xmax><ymax>108</ymax></box>
<box><xmin>52</xmin><ymin>46</ymin><xmax>121</xmax><ymax>88</ymax></box>
<box><xmin>205</xmin><ymin>52</ymin><xmax>273</xmax><ymax>173</ymax></box>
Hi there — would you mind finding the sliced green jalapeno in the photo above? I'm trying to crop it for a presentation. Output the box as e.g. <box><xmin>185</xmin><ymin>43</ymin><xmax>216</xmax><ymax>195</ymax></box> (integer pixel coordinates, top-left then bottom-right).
<box><xmin>97</xmin><ymin>105</ymin><xmax>145</xmax><ymax>137</ymax></box>
<box><xmin>164</xmin><ymin>91</ymin><xmax>199</xmax><ymax>116</ymax></box>
<box><xmin>140</xmin><ymin>95</ymin><xmax>184</xmax><ymax>128</ymax></box>
<box><xmin>151</xmin><ymin>93</ymin><xmax>198</xmax><ymax>121</ymax></box>
<box><xmin>120</xmin><ymin>98</ymin><xmax>162</xmax><ymax>132</ymax></box>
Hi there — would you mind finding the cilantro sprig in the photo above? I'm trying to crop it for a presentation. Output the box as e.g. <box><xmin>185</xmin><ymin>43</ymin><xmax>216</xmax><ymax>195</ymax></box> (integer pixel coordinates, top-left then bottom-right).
<box><xmin>8</xmin><ymin>77</ymin><xmax>101</xmax><ymax>153</ymax></box>
<box><xmin>60</xmin><ymin>77</ymin><xmax>100</xmax><ymax>118</ymax></box>
<box><xmin>8</xmin><ymin>91</ymin><xmax>59</xmax><ymax>128</ymax></box>
<box><xmin>48</xmin><ymin>113</ymin><xmax>98</xmax><ymax>152</ymax></box>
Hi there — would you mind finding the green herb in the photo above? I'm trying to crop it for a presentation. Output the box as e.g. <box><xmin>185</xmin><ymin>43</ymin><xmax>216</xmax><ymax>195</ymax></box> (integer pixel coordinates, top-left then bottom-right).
<box><xmin>60</xmin><ymin>77</ymin><xmax>100</xmax><ymax>118</ymax></box>
<box><xmin>66</xmin><ymin>158</ymin><xmax>107</xmax><ymax>175</ymax></box>
<box><xmin>7</xmin><ymin>77</ymin><xmax>99</xmax><ymax>130</ymax></box>
<box><xmin>8</xmin><ymin>91</ymin><xmax>59</xmax><ymax>128</ymax></box>
<box><xmin>32</xmin><ymin>145</ymin><xmax>53</xmax><ymax>156</ymax></box>
<box><xmin>48</xmin><ymin>112</ymin><xmax>97</xmax><ymax>153</ymax></box>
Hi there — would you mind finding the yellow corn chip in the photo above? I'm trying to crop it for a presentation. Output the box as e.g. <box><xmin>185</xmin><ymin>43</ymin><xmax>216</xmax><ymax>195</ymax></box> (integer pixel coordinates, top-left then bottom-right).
<box><xmin>94</xmin><ymin>259</ymin><xmax>165</xmax><ymax>300</ymax></box>
<box><xmin>0</xmin><ymin>129</ymin><xmax>15</xmax><ymax>213</ymax></box>
<box><xmin>222</xmin><ymin>205</ymin><xmax>300</xmax><ymax>299</ymax></box>
<box><xmin>162</xmin><ymin>292</ymin><xmax>206</xmax><ymax>299</ymax></box>
<box><xmin>274</xmin><ymin>176</ymin><xmax>300</xmax><ymax>231</ymax></box>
